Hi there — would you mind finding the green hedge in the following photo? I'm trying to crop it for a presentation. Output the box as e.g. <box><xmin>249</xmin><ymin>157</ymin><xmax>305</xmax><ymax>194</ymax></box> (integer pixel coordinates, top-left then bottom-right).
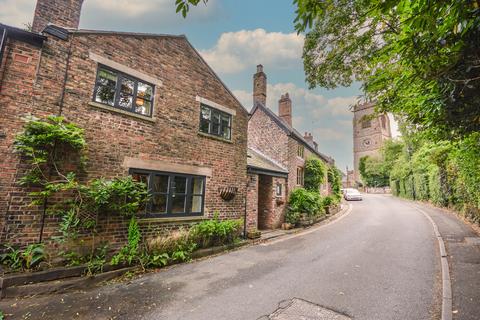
<box><xmin>389</xmin><ymin>133</ymin><xmax>480</xmax><ymax>223</ymax></box>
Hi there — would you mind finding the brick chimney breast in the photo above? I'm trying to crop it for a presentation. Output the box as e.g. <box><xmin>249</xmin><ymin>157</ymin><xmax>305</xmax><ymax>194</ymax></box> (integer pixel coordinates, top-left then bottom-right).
<box><xmin>32</xmin><ymin>0</ymin><xmax>84</xmax><ymax>33</ymax></box>
<box><xmin>253</xmin><ymin>64</ymin><xmax>267</xmax><ymax>106</ymax></box>
<box><xmin>278</xmin><ymin>92</ymin><xmax>292</xmax><ymax>126</ymax></box>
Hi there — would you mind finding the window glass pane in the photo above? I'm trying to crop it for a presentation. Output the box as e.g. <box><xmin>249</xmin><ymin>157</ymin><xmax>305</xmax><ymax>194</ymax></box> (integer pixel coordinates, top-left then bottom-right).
<box><xmin>221</xmin><ymin>115</ymin><xmax>231</xmax><ymax>127</ymax></box>
<box><xmin>222</xmin><ymin>126</ymin><xmax>231</xmax><ymax>140</ymax></box>
<box><xmin>95</xmin><ymin>69</ymin><xmax>117</xmax><ymax>106</ymax></box>
<box><xmin>200</xmin><ymin>118</ymin><xmax>210</xmax><ymax>133</ymax></box>
<box><xmin>131</xmin><ymin>172</ymin><xmax>148</xmax><ymax>185</ymax></box>
<box><xmin>212</xmin><ymin>111</ymin><xmax>220</xmax><ymax>135</ymax></box>
<box><xmin>118</xmin><ymin>92</ymin><xmax>133</xmax><ymax>109</ymax></box>
<box><xmin>201</xmin><ymin>106</ymin><xmax>211</xmax><ymax>120</ymax></box>
<box><xmin>173</xmin><ymin>176</ymin><xmax>187</xmax><ymax>193</ymax></box>
<box><xmin>190</xmin><ymin>177</ymin><xmax>204</xmax><ymax>195</ymax></box>
<box><xmin>151</xmin><ymin>194</ymin><xmax>167</xmax><ymax>213</ymax></box>
<box><xmin>121</xmin><ymin>78</ymin><xmax>134</xmax><ymax>95</ymax></box>
<box><xmin>171</xmin><ymin>195</ymin><xmax>186</xmax><ymax>213</ymax></box>
<box><xmin>135</xmin><ymin>98</ymin><xmax>151</xmax><ymax>116</ymax></box>
<box><xmin>152</xmin><ymin>175</ymin><xmax>169</xmax><ymax>193</ymax></box>
<box><xmin>221</xmin><ymin>115</ymin><xmax>231</xmax><ymax>139</ymax></box>
<box><xmin>191</xmin><ymin>195</ymin><xmax>202</xmax><ymax>213</ymax></box>
<box><xmin>137</xmin><ymin>82</ymin><xmax>153</xmax><ymax>100</ymax></box>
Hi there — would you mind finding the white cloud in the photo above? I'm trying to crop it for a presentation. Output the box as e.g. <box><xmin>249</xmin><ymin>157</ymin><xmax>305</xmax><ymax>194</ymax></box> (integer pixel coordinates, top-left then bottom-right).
<box><xmin>311</xmin><ymin>128</ymin><xmax>346</xmax><ymax>141</ymax></box>
<box><xmin>200</xmin><ymin>29</ymin><xmax>304</xmax><ymax>74</ymax></box>
<box><xmin>233</xmin><ymin>82</ymin><xmax>357</xmax><ymax>120</ymax></box>
<box><xmin>0</xmin><ymin>0</ymin><xmax>219</xmax><ymax>30</ymax></box>
<box><xmin>0</xmin><ymin>0</ymin><xmax>36</xmax><ymax>27</ymax></box>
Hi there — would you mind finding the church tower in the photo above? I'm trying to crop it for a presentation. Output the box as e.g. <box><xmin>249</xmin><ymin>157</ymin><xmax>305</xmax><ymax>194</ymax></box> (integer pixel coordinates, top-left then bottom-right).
<box><xmin>353</xmin><ymin>102</ymin><xmax>392</xmax><ymax>183</ymax></box>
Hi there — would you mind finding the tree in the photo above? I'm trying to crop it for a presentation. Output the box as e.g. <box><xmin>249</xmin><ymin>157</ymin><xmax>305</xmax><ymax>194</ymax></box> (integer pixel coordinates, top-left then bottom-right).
<box><xmin>180</xmin><ymin>1</ymin><xmax>480</xmax><ymax>139</ymax></box>
<box><xmin>296</xmin><ymin>0</ymin><xmax>480</xmax><ymax>139</ymax></box>
<box><xmin>359</xmin><ymin>155</ymin><xmax>389</xmax><ymax>187</ymax></box>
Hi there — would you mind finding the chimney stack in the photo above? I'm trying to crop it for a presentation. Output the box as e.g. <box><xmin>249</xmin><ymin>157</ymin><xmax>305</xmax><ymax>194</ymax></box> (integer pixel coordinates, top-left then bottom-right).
<box><xmin>32</xmin><ymin>0</ymin><xmax>84</xmax><ymax>33</ymax></box>
<box><xmin>278</xmin><ymin>93</ymin><xmax>292</xmax><ymax>126</ymax></box>
<box><xmin>304</xmin><ymin>132</ymin><xmax>314</xmax><ymax>145</ymax></box>
<box><xmin>253</xmin><ymin>64</ymin><xmax>267</xmax><ymax>106</ymax></box>
<box><xmin>304</xmin><ymin>132</ymin><xmax>318</xmax><ymax>150</ymax></box>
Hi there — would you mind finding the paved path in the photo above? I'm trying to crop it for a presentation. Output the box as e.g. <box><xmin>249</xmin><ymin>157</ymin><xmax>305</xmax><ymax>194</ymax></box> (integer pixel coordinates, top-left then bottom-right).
<box><xmin>5</xmin><ymin>194</ymin><xmax>477</xmax><ymax>320</ymax></box>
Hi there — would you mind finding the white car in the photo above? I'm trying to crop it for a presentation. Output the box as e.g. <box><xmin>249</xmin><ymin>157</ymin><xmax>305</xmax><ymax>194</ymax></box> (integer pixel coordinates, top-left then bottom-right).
<box><xmin>344</xmin><ymin>188</ymin><xmax>363</xmax><ymax>201</ymax></box>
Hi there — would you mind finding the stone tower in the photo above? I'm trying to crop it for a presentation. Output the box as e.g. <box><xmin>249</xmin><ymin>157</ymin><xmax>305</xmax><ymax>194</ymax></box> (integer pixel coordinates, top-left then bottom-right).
<box><xmin>353</xmin><ymin>102</ymin><xmax>391</xmax><ymax>183</ymax></box>
<box><xmin>32</xmin><ymin>0</ymin><xmax>84</xmax><ymax>33</ymax></box>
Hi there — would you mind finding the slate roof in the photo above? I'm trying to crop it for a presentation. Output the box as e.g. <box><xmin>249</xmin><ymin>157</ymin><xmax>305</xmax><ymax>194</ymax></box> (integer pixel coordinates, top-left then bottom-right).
<box><xmin>250</xmin><ymin>101</ymin><xmax>335</xmax><ymax>164</ymax></box>
<box><xmin>247</xmin><ymin>148</ymin><xmax>288</xmax><ymax>177</ymax></box>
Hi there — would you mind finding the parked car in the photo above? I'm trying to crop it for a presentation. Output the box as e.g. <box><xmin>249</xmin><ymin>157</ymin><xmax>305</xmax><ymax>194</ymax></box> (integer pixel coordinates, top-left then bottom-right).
<box><xmin>344</xmin><ymin>188</ymin><xmax>363</xmax><ymax>201</ymax></box>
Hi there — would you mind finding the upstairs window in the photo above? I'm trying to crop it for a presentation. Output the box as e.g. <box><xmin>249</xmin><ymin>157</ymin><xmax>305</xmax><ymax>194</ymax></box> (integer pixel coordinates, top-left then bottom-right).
<box><xmin>199</xmin><ymin>104</ymin><xmax>232</xmax><ymax>140</ymax></box>
<box><xmin>297</xmin><ymin>167</ymin><xmax>304</xmax><ymax>186</ymax></box>
<box><xmin>93</xmin><ymin>65</ymin><xmax>154</xmax><ymax>117</ymax></box>
<box><xmin>297</xmin><ymin>145</ymin><xmax>304</xmax><ymax>158</ymax></box>
<box><xmin>131</xmin><ymin>169</ymin><xmax>205</xmax><ymax>217</ymax></box>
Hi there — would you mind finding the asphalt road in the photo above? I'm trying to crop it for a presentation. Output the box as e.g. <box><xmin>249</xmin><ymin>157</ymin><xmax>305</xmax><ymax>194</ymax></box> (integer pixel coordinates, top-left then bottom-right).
<box><xmin>2</xmin><ymin>194</ymin><xmax>441</xmax><ymax>319</ymax></box>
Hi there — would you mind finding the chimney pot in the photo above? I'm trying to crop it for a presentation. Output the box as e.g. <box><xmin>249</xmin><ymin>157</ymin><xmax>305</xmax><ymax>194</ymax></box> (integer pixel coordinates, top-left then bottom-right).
<box><xmin>257</xmin><ymin>64</ymin><xmax>263</xmax><ymax>73</ymax></box>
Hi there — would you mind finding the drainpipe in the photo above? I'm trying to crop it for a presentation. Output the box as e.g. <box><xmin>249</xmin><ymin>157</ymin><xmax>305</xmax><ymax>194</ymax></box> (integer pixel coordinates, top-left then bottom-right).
<box><xmin>243</xmin><ymin>170</ymin><xmax>251</xmax><ymax>239</ymax></box>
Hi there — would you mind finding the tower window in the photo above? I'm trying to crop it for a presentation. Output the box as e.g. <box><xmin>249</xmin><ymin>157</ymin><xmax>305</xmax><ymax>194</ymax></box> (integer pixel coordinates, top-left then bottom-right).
<box><xmin>361</xmin><ymin>119</ymin><xmax>371</xmax><ymax>129</ymax></box>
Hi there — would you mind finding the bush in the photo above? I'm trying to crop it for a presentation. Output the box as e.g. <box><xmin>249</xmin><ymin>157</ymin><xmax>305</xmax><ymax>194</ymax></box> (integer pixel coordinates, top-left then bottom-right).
<box><xmin>111</xmin><ymin>216</ymin><xmax>141</xmax><ymax>266</ymax></box>
<box><xmin>304</xmin><ymin>158</ymin><xmax>327</xmax><ymax>191</ymax></box>
<box><xmin>288</xmin><ymin>188</ymin><xmax>324</xmax><ymax>217</ymax></box>
<box><xmin>0</xmin><ymin>243</ymin><xmax>46</xmax><ymax>272</ymax></box>
<box><xmin>190</xmin><ymin>215</ymin><xmax>242</xmax><ymax>248</ymax></box>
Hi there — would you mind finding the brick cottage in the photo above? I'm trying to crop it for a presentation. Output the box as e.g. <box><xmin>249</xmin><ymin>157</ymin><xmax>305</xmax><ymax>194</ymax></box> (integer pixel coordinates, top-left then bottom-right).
<box><xmin>0</xmin><ymin>0</ymin><xmax>249</xmax><ymax>248</ymax></box>
<box><xmin>246</xmin><ymin>65</ymin><xmax>334</xmax><ymax>231</ymax></box>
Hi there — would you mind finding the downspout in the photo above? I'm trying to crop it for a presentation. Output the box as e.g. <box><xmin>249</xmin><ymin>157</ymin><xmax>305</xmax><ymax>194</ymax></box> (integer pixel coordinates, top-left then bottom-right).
<box><xmin>243</xmin><ymin>169</ymin><xmax>250</xmax><ymax>239</ymax></box>
<box><xmin>38</xmin><ymin>33</ymin><xmax>74</xmax><ymax>243</ymax></box>
<box><xmin>0</xmin><ymin>28</ymin><xmax>8</xmax><ymax>91</ymax></box>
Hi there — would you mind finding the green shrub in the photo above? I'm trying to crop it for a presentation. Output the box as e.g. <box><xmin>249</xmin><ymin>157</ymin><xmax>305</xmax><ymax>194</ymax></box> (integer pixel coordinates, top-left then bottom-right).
<box><xmin>322</xmin><ymin>195</ymin><xmax>339</xmax><ymax>208</ymax></box>
<box><xmin>146</xmin><ymin>228</ymin><xmax>196</xmax><ymax>264</ymax></box>
<box><xmin>304</xmin><ymin>158</ymin><xmax>327</xmax><ymax>191</ymax></box>
<box><xmin>190</xmin><ymin>215</ymin><xmax>242</xmax><ymax>248</ymax></box>
<box><xmin>288</xmin><ymin>188</ymin><xmax>324</xmax><ymax>217</ymax></box>
<box><xmin>111</xmin><ymin>216</ymin><xmax>141</xmax><ymax>266</ymax></box>
<box><xmin>0</xmin><ymin>243</ymin><xmax>46</xmax><ymax>271</ymax></box>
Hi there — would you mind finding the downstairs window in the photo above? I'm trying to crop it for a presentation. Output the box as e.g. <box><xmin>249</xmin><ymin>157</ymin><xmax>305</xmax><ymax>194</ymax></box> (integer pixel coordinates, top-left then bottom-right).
<box><xmin>131</xmin><ymin>169</ymin><xmax>206</xmax><ymax>217</ymax></box>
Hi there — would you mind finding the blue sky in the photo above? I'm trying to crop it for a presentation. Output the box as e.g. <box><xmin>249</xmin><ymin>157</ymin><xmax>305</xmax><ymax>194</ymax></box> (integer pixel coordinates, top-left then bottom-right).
<box><xmin>1</xmin><ymin>0</ymin><xmax>368</xmax><ymax>171</ymax></box>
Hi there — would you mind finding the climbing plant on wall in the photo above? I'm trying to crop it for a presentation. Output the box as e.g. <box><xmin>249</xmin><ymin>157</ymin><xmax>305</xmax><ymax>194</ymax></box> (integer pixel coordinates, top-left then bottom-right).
<box><xmin>13</xmin><ymin>116</ymin><xmax>148</xmax><ymax>262</ymax></box>
<box><xmin>304</xmin><ymin>158</ymin><xmax>327</xmax><ymax>192</ymax></box>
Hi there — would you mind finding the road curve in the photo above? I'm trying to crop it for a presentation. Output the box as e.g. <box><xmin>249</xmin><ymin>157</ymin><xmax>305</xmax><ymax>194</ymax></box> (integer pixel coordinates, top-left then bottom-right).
<box><xmin>1</xmin><ymin>194</ymin><xmax>441</xmax><ymax>320</ymax></box>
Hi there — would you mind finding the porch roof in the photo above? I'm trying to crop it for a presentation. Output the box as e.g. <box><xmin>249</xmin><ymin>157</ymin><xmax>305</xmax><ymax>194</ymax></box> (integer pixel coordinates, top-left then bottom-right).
<box><xmin>247</xmin><ymin>148</ymin><xmax>288</xmax><ymax>178</ymax></box>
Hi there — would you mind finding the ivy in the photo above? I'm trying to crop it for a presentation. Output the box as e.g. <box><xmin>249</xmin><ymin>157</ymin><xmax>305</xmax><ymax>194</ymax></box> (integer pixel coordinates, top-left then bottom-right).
<box><xmin>304</xmin><ymin>158</ymin><xmax>326</xmax><ymax>191</ymax></box>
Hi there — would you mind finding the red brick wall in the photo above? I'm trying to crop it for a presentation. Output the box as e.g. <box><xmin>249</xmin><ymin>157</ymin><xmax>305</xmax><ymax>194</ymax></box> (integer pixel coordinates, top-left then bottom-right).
<box><xmin>1</xmin><ymin>31</ymin><xmax>248</xmax><ymax>248</ymax></box>
<box><xmin>0</xmin><ymin>39</ymin><xmax>46</xmax><ymax>245</ymax></box>
<box><xmin>246</xmin><ymin>173</ymin><xmax>258</xmax><ymax>231</ymax></box>
<box><xmin>248</xmin><ymin>107</ymin><xmax>289</xmax><ymax>168</ymax></box>
<box><xmin>32</xmin><ymin>0</ymin><xmax>84</xmax><ymax>33</ymax></box>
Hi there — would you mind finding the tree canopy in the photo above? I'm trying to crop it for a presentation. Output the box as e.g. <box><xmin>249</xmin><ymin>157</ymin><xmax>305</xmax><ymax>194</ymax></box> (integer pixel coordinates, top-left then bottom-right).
<box><xmin>179</xmin><ymin>0</ymin><xmax>480</xmax><ymax>139</ymax></box>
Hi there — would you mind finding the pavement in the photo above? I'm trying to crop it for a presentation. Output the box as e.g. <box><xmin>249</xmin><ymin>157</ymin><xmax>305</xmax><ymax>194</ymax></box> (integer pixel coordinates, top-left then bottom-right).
<box><xmin>1</xmin><ymin>194</ymin><xmax>479</xmax><ymax>320</ymax></box>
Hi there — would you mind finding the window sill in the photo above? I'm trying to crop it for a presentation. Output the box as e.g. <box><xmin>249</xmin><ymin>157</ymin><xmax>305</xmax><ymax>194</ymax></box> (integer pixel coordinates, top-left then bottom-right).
<box><xmin>139</xmin><ymin>215</ymin><xmax>208</xmax><ymax>224</ymax></box>
<box><xmin>198</xmin><ymin>131</ymin><xmax>233</xmax><ymax>144</ymax></box>
<box><xmin>88</xmin><ymin>101</ymin><xmax>156</xmax><ymax>123</ymax></box>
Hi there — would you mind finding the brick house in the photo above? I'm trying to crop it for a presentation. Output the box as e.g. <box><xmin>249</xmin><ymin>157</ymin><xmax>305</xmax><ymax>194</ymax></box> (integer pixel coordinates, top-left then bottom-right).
<box><xmin>246</xmin><ymin>65</ymin><xmax>334</xmax><ymax>230</ymax></box>
<box><xmin>0</xmin><ymin>0</ymin><xmax>248</xmax><ymax>248</ymax></box>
